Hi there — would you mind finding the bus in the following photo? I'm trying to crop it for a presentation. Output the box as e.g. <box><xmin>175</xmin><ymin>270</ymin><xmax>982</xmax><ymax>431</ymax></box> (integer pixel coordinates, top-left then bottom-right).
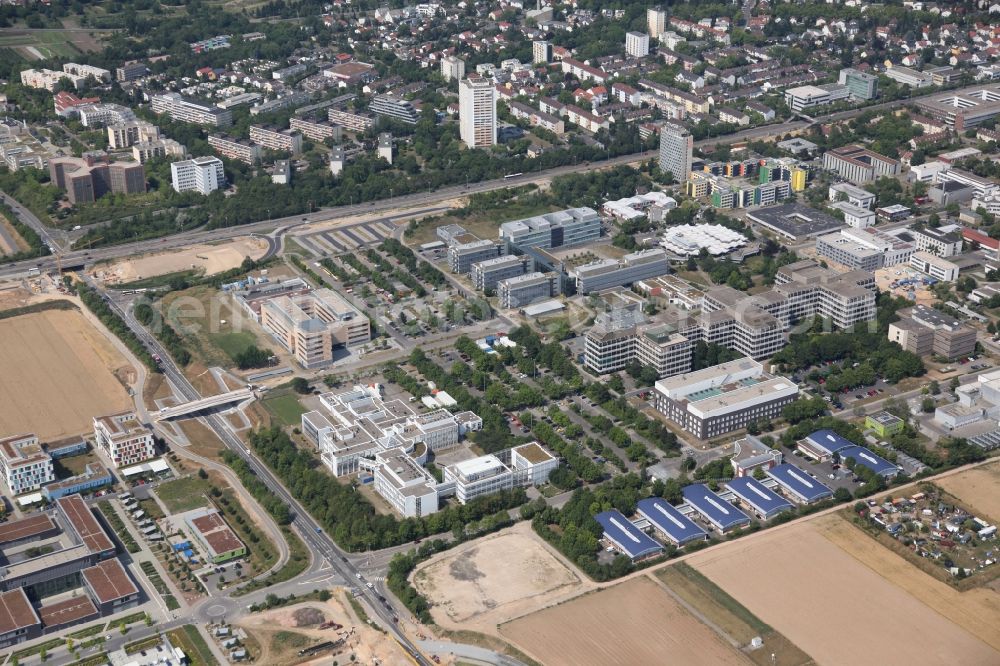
<box><xmin>504</xmin><ymin>172</ymin><xmax>523</xmax><ymax>179</ymax></box>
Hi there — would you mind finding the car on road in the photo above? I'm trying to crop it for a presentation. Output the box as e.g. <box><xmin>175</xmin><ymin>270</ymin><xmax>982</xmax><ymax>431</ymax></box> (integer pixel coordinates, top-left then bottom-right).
<box><xmin>356</xmin><ymin>573</ymin><xmax>362</xmax><ymax>579</ymax></box>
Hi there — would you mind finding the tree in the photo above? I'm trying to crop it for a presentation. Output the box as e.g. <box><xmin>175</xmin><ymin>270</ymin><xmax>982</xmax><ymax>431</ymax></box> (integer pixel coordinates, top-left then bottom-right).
<box><xmin>291</xmin><ymin>377</ymin><xmax>310</xmax><ymax>394</ymax></box>
<box><xmin>929</xmin><ymin>380</ymin><xmax>940</xmax><ymax>395</ymax></box>
<box><xmin>752</xmin><ymin>465</ymin><xmax>766</xmax><ymax>481</ymax></box>
<box><xmin>921</xmin><ymin>397</ymin><xmax>936</xmax><ymax>413</ymax></box>
<box><xmin>834</xmin><ymin>487</ymin><xmax>852</xmax><ymax>502</ymax></box>
<box><xmin>950</xmin><ymin>377</ymin><xmax>961</xmax><ymax>393</ymax></box>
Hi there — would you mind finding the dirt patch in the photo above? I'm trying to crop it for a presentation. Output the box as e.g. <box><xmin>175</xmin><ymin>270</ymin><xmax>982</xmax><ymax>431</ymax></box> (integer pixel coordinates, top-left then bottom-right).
<box><xmin>237</xmin><ymin>593</ymin><xmax>412</xmax><ymax>666</ymax></box>
<box><xmin>688</xmin><ymin>515</ymin><xmax>1000</xmax><ymax>666</ymax></box>
<box><xmin>501</xmin><ymin>575</ymin><xmax>749</xmax><ymax>666</ymax></box>
<box><xmin>935</xmin><ymin>462</ymin><xmax>1000</xmax><ymax>522</ymax></box>
<box><xmin>0</xmin><ymin>308</ymin><xmax>133</xmax><ymax>440</ymax></box>
<box><xmin>412</xmin><ymin>521</ymin><xmax>590</xmax><ymax>634</ymax></box>
<box><xmin>292</xmin><ymin>607</ymin><xmax>325</xmax><ymax>627</ymax></box>
<box><xmin>95</xmin><ymin>238</ymin><xmax>268</xmax><ymax>284</ymax></box>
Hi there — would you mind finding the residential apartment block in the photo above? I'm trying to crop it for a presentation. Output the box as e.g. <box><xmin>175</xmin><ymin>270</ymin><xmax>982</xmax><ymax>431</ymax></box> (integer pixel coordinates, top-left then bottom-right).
<box><xmin>208</xmin><ymin>135</ymin><xmax>261</xmax><ymax>165</ymax></box>
<box><xmin>249</xmin><ymin>125</ymin><xmax>303</xmax><ymax>155</ymax></box>
<box><xmin>659</xmin><ymin>123</ymin><xmax>693</xmax><ymax>183</ymax></box>
<box><xmin>170</xmin><ymin>156</ymin><xmax>225</xmax><ymax>194</ymax></box>
<box><xmin>20</xmin><ymin>68</ymin><xmax>84</xmax><ymax>91</ymax></box>
<box><xmin>290</xmin><ymin>116</ymin><xmax>343</xmax><ymax>142</ymax></box>
<box><xmin>653</xmin><ymin>358</ymin><xmax>799</xmax><ymax>439</ymax></box>
<box><xmin>260</xmin><ymin>288</ymin><xmax>370</xmax><ymax>368</ymax></box>
<box><xmin>132</xmin><ymin>138</ymin><xmax>186</xmax><ymax>164</ymax></box>
<box><xmin>0</xmin><ymin>435</ymin><xmax>53</xmax><ymax>495</ymax></box>
<box><xmin>370</xmin><ymin>94</ymin><xmax>421</xmax><ymax>125</ymax></box>
<box><xmin>93</xmin><ymin>412</ymin><xmax>155</xmax><ymax>468</ymax></box>
<box><xmin>107</xmin><ymin>121</ymin><xmax>160</xmax><ymax>149</ymax></box>
<box><xmin>459</xmin><ymin>76</ymin><xmax>497</xmax><ymax>148</ymax></box>
<box><xmin>49</xmin><ymin>157</ymin><xmax>145</xmax><ymax>204</ymax></box>
<box><xmin>327</xmin><ymin>108</ymin><xmax>376</xmax><ymax>132</ymax></box>
<box><xmin>151</xmin><ymin>92</ymin><xmax>233</xmax><ymax>127</ymax></box>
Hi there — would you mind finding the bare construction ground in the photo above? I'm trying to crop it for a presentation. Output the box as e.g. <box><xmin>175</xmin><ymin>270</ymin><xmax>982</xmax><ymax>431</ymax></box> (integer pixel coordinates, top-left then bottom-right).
<box><xmin>412</xmin><ymin>521</ymin><xmax>590</xmax><ymax>633</ymax></box>
<box><xmin>689</xmin><ymin>515</ymin><xmax>1000</xmax><ymax>666</ymax></box>
<box><xmin>935</xmin><ymin>462</ymin><xmax>1000</xmax><ymax>522</ymax></box>
<box><xmin>95</xmin><ymin>238</ymin><xmax>268</xmax><ymax>284</ymax></box>
<box><xmin>500</xmin><ymin>575</ymin><xmax>749</xmax><ymax>666</ymax></box>
<box><xmin>0</xmin><ymin>308</ymin><xmax>132</xmax><ymax>439</ymax></box>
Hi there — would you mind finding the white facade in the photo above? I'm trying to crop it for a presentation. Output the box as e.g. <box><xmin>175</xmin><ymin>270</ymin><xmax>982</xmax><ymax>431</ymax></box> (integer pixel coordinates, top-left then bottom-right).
<box><xmin>625</xmin><ymin>31</ymin><xmax>651</xmax><ymax>58</ymax></box>
<box><xmin>93</xmin><ymin>412</ymin><xmax>155</xmax><ymax>468</ymax></box>
<box><xmin>0</xmin><ymin>434</ymin><xmax>54</xmax><ymax>495</ymax></box>
<box><xmin>459</xmin><ymin>77</ymin><xmax>497</xmax><ymax>149</ymax></box>
<box><xmin>171</xmin><ymin>156</ymin><xmax>225</xmax><ymax>194</ymax></box>
<box><xmin>647</xmin><ymin>7</ymin><xmax>667</xmax><ymax>38</ymax></box>
<box><xmin>440</xmin><ymin>55</ymin><xmax>465</xmax><ymax>82</ymax></box>
<box><xmin>372</xmin><ymin>448</ymin><xmax>440</xmax><ymax>518</ymax></box>
<box><xmin>832</xmin><ymin>201</ymin><xmax>876</xmax><ymax>229</ymax></box>
<box><xmin>910</xmin><ymin>251</ymin><xmax>960</xmax><ymax>282</ymax></box>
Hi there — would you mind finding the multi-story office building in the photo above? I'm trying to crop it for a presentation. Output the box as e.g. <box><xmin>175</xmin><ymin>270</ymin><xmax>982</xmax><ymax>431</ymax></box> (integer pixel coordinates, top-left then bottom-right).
<box><xmin>831</xmin><ymin>201</ymin><xmax>876</xmax><ymax>229</ymax></box>
<box><xmin>822</xmin><ymin>144</ymin><xmax>900</xmax><ymax>183</ymax></box>
<box><xmin>816</xmin><ymin>227</ymin><xmax>915</xmax><ymax>270</ymax></box>
<box><xmin>107</xmin><ymin>121</ymin><xmax>160</xmax><ymax>149</ymax></box>
<box><xmin>499</xmin><ymin>207</ymin><xmax>602</xmax><ymax>250</ymax></box>
<box><xmin>910</xmin><ymin>251</ymin><xmax>960</xmax><ymax>282</ymax></box>
<box><xmin>20</xmin><ymin>68</ymin><xmax>84</xmax><ymax>91</ymax></box>
<box><xmin>497</xmin><ymin>272</ymin><xmax>558</xmax><ymax>309</ymax></box>
<box><xmin>49</xmin><ymin>157</ymin><xmax>145</xmax><ymax>204</ymax></box>
<box><xmin>370</xmin><ymin>94</ymin><xmax>421</xmax><ymax>125</ymax></box>
<box><xmin>260</xmin><ymin>288</ymin><xmax>370</xmax><ymax>368</ymax></box>
<box><xmin>93</xmin><ymin>412</ymin><xmax>155</xmax><ymax>468</ymax></box>
<box><xmin>884</xmin><ymin>65</ymin><xmax>933</xmax><ymax>88</ymax></box>
<box><xmin>0</xmin><ymin>435</ymin><xmax>53</xmax><ymax>495</ymax></box>
<box><xmin>290</xmin><ymin>116</ymin><xmax>343</xmax><ymax>142</ymax></box>
<box><xmin>449</xmin><ymin>239</ymin><xmax>502</xmax><ymax>274</ymax></box>
<box><xmin>249</xmin><ymin>125</ymin><xmax>303</xmax><ymax>155</ymax></box>
<box><xmin>838</xmin><ymin>68</ymin><xmax>879</xmax><ymax>100</ymax></box>
<box><xmin>132</xmin><ymin>138</ymin><xmax>186</xmax><ymax>164</ymax></box>
<box><xmin>625</xmin><ymin>31</ymin><xmax>651</xmax><ymax>58</ymax></box>
<box><xmin>372</xmin><ymin>448</ymin><xmax>439</xmax><ymax>518</ymax></box>
<box><xmin>784</xmin><ymin>84</ymin><xmax>850</xmax><ymax>112</ymax></box>
<box><xmin>584</xmin><ymin>307</ymin><xmax>693</xmax><ymax>377</ymax></box>
<box><xmin>888</xmin><ymin>305</ymin><xmax>977</xmax><ymax>360</ymax></box>
<box><xmin>647</xmin><ymin>6</ymin><xmax>667</xmax><ymax>38</ymax></box>
<box><xmin>571</xmin><ymin>249</ymin><xmax>671</xmax><ymax>294</ymax></box>
<box><xmin>459</xmin><ymin>76</ymin><xmax>497</xmax><ymax>149</ymax></box>
<box><xmin>653</xmin><ymin>358</ymin><xmax>799</xmax><ymax>439</ymax></box>
<box><xmin>151</xmin><ymin>92</ymin><xmax>233</xmax><ymax>127</ymax></box>
<box><xmin>327</xmin><ymin>108</ymin><xmax>376</xmax><ymax>132</ymax></box>
<box><xmin>532</xmin><ymin>40</ymin><xmax>553</xmax><ymax>64</ymax></box>
<box><xmin>208</xmin><ymin>135</ymin><xmax>261</xmax><ymax>165</ymax></box>
<box><xmin>440</xmin><ymin>55</ymin><xmax>466</xmax><ymax>81</ymax></box>
<box><xmin>171</xmin><ymin>156</ymin><xmax>225</xmax><ymax>194</ymax></box>
<box><xmin>910</xmin><ymin>226</ymin><xmax>964</xmax><ymax>257</ymax></box>
<box><xmin>659</xmin><ymin>123</ymin><xmax>693</xmax><ymax>183</ymax></box>
<box><xmin>828</xmin><ymin>182</ymin><xmax>876</xmax><ymax>209</ymax></box>
<box><xmin>471</xmin><ymin>255</ymin><xmax>530</xmax><ymax>291</ymax></box>
<box><xmin>444</xmin><ymin>443</ymin><xmax>557</xmax><ymax>505</ymax></box>
<box><xmin>116</xmin><ymin>61</ymin><xmax>147</xmax><ymax>82</ymax></box>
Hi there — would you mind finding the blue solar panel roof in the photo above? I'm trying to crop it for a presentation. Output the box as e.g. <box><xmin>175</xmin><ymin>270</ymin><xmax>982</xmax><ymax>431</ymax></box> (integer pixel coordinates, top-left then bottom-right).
<box><xmin>594</xmin><ymin>510</ymin><xmax>663</xmax><ymax>559</ymax></box>
<box><xmin>838</xmin><ymin>445</ymin><xmax>899</xmax><ymax>477</ymax></box>
<box><xmin>767</xmin><ymin>463</ymin><xmax>833</xmax><ymax>503</ymax></box>
<box><xmin>681</xmin><ymin>484</ymin><xmax>750</xmax><ymax>530</ymax></box>
<box><xmin>805</xmin><ymin>429</ymin><xmax>854</xmax><ymax>455</ymax></box>
<box><xmin>725</xmin><ymin>476</ymin><xmax>794</xmax><ymax>516</ymax></box>
<box><xmin>636</xmin><ymin>497</ymin><xmax>707</xmax><ymax>545</ymax></box>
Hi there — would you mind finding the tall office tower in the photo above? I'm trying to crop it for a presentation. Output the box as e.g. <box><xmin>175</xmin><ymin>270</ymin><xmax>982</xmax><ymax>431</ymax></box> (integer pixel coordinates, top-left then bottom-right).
<box><xmin>647</xmin><ymin>7</ymin><xmax>667</xmax><ymax>39</ymax></box>
<box><xmin>459</xmin><ymin>77</ymin><xmax>497</xmax><ymax>149</ymax></box>
<box><xmin>658</xmin><ymin>124</ymin><xmax>693</xmax><ymax>183</ymax></box>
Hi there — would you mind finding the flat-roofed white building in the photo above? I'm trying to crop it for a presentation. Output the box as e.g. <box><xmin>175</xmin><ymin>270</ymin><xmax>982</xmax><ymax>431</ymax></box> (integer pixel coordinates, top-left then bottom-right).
<box><xmin>910</xmin><ymin>251</ymin><xmax>960</xmax><ymax>282</ymax></box>
<box><xmin>661</xmin><ymin>224</ymin><xmax>748</xmax><ymax>256</ymax></box>
<box><xmin>260</xmin><ymin>288</ymin><xmax>370</xmax><ymax>368</ymax></box>
<box><xmin>831</xmin><ymin>201</ymin><xmax>876</xmax><ymax>229</ymax></box>
<box><xmin>443</xmin><ymin>442</ymin><xmax>557</xmax><ymax>504</ymax></box>
<box><xmin>372</xmin><ymin>447</ymin><xmax>440</xmax><ymax>518</ymax></box>
<box><xmin>93</xmin><ymin>412</ymin><xmax>155</xmax><ymax>468</ymax></box>
<box><xmin>0</xmin><ymin>435</ymin><xmax>53</xmax><ymax>495</ymax></box>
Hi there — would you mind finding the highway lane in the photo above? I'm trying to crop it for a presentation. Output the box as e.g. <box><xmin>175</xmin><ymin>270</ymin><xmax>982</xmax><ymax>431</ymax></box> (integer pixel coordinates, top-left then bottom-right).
<box><xmin>87</xmin><ymin>278</ymin><xmax>431</xmax><ymax>665</ymax></box>
<box><xmin>0</xmin><ymin>120</ymin><xmax>813</xmax><ymax>279</ymax></box>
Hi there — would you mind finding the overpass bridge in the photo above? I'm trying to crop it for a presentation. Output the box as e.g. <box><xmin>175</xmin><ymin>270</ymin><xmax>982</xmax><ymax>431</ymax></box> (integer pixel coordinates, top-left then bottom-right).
<box><xmin>155</xmin><ymin>388</ymin><xmax>255</xmax><ymax>421</ymax></box>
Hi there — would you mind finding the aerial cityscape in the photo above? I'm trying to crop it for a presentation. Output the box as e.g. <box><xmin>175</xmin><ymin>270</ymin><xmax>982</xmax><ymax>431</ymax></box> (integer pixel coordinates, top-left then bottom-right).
<box><xmin>2</xmin><ymin>0</ymin><xmax>1000</xmax><ymax>664</ymax></box>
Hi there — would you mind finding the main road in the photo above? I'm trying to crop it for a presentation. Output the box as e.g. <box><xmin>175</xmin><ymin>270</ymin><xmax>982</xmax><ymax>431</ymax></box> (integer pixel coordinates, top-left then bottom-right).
<box><xmin>83</xmin><ymin>276</ymin><xmax>432</xmax><ymax>665</ymax></box>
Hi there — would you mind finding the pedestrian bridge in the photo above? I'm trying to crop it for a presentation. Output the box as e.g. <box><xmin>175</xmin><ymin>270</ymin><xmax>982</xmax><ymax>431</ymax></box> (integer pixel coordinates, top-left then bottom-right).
<box><xmin>155</xmin><ymin>388</ymin><xmax>255</xmax><ymax>420</ymax></box>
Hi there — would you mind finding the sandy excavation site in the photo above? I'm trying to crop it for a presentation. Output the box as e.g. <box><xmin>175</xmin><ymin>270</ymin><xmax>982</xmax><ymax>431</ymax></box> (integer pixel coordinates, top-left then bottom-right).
<box><xmin>95</xmin><ymin>238</ymin><xmax>268</xmax><ymax>284</ymax></box>
<box><xmin>0</xmin><ymin>307</ymin><xmax>133</xmax><ymax>440</ymax></box>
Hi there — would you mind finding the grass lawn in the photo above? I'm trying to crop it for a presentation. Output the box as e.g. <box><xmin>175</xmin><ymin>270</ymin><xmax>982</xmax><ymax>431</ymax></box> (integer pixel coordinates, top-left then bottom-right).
<box><xmin>155</xmin><ymin>476</ymin><xmax>213</xmax><ymax>514</ymax></box>
<box><xmin>210</xmin><ymin>330</ymin><xmax>257</xmax><ymax>361</ymax></box>
<box><xmin>264</xmin><ymin>393</ymin><xmax>307</xmax><ymax>427</ymax></box>
<box><xmin>52</xmin><ymin>449</ymin><xmax>100</xmax><ymax>478</ymax></box>
<box><xmin>167</xmin><ymin>625</ymin><xmax>218</xmax><ymax>666</ymax></box>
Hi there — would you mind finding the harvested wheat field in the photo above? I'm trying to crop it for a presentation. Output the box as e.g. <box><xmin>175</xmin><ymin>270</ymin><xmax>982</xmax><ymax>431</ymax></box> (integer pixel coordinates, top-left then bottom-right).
<box><xmin>936</xmin><ymin>463</ymin><xmax>1000</xmax><ymax>522</ymax></box>
<box><xmin>412</xmin><ymin>521</ymin><xmax>589</xmax><ymax>633</ymax></box>
<box><xmin>689</xmin><ymin>515</ymin><xmax>1000</xmax><ymax>666</ymax></box>
<box><xmin>500</xmin><ymin>575</ymin><xmax>749</xmax><ymax>666</ymax></box>
<box><xmin>97</xmin><ymin>238</ymin><xmax>268</xmax><ymax>283</ymax></box>
<box><xmin>0</xmin><ymin>308</ymin><xmax>133</xmax><ymax>440</ymax></box>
